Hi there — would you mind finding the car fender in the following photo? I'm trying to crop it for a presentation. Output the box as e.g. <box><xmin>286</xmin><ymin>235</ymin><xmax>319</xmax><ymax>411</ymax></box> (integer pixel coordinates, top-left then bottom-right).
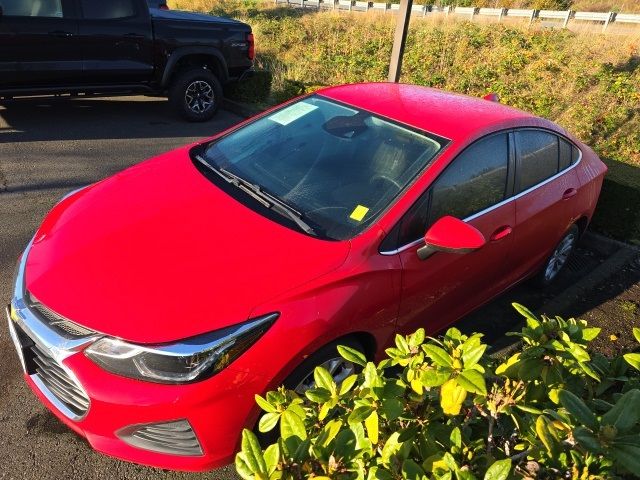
<box><xmin>161</xmin><ymin>47</ymin><xmax>229</xmax><ymax>87</ymax></box>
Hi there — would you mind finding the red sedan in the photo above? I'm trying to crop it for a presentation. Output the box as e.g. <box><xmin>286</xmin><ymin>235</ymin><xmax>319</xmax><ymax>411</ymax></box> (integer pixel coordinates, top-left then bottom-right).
<box><xmin>7</xmin><ymin>83</ymin><xmax>606</xmax><ymax>471</ymax></box>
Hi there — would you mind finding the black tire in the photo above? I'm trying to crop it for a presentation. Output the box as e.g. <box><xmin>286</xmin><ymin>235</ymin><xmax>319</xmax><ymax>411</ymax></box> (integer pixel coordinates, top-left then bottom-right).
<box><xmin>169</xmin><ymin>67</ymin><xmax>222</xmax><ymax>122</ymax></box>
<box><xmin>255</xmin><ymin>338</ymin><xmax>365</xmax><ymax>446</ymax></box>
<box><xmin>532</xmin><ymin>224</ymin><xmax>579</xmax><ymax>288</ymax></box>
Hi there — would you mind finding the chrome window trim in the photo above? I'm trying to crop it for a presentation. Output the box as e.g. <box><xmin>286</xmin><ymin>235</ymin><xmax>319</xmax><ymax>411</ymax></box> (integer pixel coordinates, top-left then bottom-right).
<box><xmin>9</xmin><ymin>239</ymin><xmax>98</xmax><ymax>421</ymax></box>
<box><xmin>380</xmin><ymin>145</ymin><xmax>583</xmax><ymax>256</ymax></box>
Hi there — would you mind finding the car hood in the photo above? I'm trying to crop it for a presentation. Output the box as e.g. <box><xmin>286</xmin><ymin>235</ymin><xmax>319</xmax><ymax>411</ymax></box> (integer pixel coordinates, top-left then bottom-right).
<box><xmin>25</xmin><ymin>148</ymin><xmax>350</xmax><ymax>344</ymax></box>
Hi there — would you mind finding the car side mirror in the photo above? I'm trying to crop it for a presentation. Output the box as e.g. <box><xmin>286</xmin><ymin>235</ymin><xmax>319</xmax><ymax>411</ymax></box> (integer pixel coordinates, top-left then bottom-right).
<box><xmin>417</xmin><ymin>216</ymin><xmax>486</xmax><ymax>260</ymax></box>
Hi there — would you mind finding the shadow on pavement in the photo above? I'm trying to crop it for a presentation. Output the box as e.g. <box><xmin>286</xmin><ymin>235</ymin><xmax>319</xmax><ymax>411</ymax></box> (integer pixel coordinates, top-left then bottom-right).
<box><xmin>0</xmin><ymin>96</ymin><xmax>238</xmax><ymax>143</ymax></box>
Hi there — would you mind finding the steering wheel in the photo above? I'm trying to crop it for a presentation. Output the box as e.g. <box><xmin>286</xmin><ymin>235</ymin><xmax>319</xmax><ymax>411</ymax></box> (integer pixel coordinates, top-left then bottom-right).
<box><xmin>369</xmin><ymin>175</ymin><xmax>402</xmax><ymax>192</ymax></box>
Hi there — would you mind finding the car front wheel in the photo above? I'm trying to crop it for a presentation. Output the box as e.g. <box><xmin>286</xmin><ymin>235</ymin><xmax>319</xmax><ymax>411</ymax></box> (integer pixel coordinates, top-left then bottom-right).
<box><xmin>169</xmin><ymin>68</ymin><xmax>222</xmax><ymax>122</ymax></box>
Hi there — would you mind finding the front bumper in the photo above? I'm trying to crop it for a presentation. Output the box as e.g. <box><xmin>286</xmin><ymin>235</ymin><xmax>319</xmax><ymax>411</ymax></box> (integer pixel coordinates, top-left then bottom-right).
<box><xmin>7</xmin><ymin>243</ymin><xmax>268</xmax><ymax>471</ymax></box>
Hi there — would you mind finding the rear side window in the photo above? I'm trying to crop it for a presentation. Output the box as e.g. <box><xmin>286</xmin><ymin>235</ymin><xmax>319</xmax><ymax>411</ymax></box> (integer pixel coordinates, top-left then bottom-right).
<box><xmin>559</xmin><ymin>138</ymin><xmax>573</xmax><ymax>170</ymax></box>
<box><xmin>396</xmin><ymin>133</ymin><xmax>509</xmax><ymax>246</ymax></box>
<box><xmin>80</xmin><ymin>0</ymin><xmax>135</xmax><ymax>18</ymax></box>
<box><xmin>1</xmin><ymin>0</ymin><xmax>63</xmax><ymax>17</ymax></box>
<box><xmin>515</xmin><ymin>130</ymin><xmax>559</xmax><ymax>192</ymax></box>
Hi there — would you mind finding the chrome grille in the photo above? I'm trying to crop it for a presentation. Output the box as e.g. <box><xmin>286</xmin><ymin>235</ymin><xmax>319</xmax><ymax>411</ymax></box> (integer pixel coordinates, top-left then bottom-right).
<box><xmin>30</xmin><ymin>344</ymin><xmax>90</xmax><ymax>417</ymax></box>
<box><xmin>118</xmin><ymin>420</ymin><xmax>203</xmax><ymax>456</ymax></box>
<box><xmin>28</xmin><ymin>297</ymin><xmax>94</xmax><ymax>338</ymax></box>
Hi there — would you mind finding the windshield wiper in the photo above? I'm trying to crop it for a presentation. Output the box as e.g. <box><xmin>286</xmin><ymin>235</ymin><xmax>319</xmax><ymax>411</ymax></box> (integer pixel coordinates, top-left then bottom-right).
<box><xmin>195</xmin><ymin>155</ymin><xmax>317</xmax><ymax>236</ymax></box>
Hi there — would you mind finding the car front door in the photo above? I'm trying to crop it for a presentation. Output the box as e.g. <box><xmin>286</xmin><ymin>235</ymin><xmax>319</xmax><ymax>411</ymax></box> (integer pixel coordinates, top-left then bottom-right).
<box><xmin>389</xmin><ymin>132</ymin><xmax>517</xmax><ymax>336</ymax></box>
<box><xmin>0</xmin><ymin>0</ymin><xmax>80</xmax><ymax>88</ymax></box>
<box><xmin>509</xmin><ymin>129</ymin><xmax>582</xmax><ymax>281</ymax></box>
<box><xmin>77</xmin><ymin>0</ymin><xmax>154</xmax><ymax>85</ymax></box>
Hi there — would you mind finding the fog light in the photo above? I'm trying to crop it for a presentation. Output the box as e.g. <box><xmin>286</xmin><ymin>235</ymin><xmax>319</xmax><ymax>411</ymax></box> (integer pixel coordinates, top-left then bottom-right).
<box><xmin>116</xmin><ymin>419</ymin><xmax>203</xmax><ymax>456</ymax></box>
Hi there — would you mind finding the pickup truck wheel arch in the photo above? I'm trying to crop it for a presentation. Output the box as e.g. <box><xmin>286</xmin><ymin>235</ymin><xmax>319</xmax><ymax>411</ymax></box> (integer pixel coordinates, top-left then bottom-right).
<box><xmin>161</xmin><ymin>47</ymin><xmax>229</xmax><ymax>89</ymax></box>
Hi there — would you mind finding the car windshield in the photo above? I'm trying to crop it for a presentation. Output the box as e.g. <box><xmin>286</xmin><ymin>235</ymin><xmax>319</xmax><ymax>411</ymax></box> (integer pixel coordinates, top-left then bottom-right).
<box><xmin>197</xmin><ymin>95</ymin><xmax>446</xmax><ymax>240</ymax></box>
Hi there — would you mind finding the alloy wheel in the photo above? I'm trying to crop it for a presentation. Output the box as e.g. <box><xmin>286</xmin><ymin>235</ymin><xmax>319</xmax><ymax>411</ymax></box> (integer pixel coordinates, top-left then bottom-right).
<box><xmin>544</xmin><ymin>232</ymin><xmax>576</xmax><ymax>282</ymax></box>
<box><xmin>185</xmin><ymin>80</ymin><xmax>214</xmax><ymax>114</ymax></box>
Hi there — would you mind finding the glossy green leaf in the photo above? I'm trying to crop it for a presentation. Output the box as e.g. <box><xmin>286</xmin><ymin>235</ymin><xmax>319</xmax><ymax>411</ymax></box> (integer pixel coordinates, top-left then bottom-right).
<box><xmin>381</xmin><ymin>432</ymin><xmax>402</xmax><ymax>466</ymax></box>
<box><xmin>305</xmin><ymin>387</ymin><xmax>331</xmax><ymax>404</ymax></box>
<box><xmin>633</xmin><ymin>327</ymin><xmax>640</xmax><ymax>344</ymax></box>
<box><xmin>365</xmin><ymin>410</ymin><xmax>379</xmax><ymax>444</ymax></box>
<box><xmin>440</xmin><ymin>379</ymin><xmax>467</xmax><ymax>416</ymax></box>
<box><xmin>339</xmin><ymin>374</ymin><xmax>358</xmax><ymax>395</ymax></box>
<box><xmin>338</xmin><ymin>345</ymin><xmax>367</xmax><ymax>367</ymax></box>
<box><xmin>484</xmin><ymin>459</ymin><xmax>511</xmax><ymax>480</ymax></box>
<box><xmin>602</xmin><ymin>389</ymin><xmax>640</xmax><ymax>432</ymax></box>
<box><xmin>512</xmin><ymin>303</ymin><xmax>539</xmax><ymax>327</ymax></box>
<box><xmin>264</xmin><ymin>443</ymin><xmax>280</xmax><ymax>475</ymax></box>
<box><xmin>624</xmin><ymin>353</ymin><xmax>640</xmax><ymax>372</ymax></box>
<box><xmin>314</xmin><ymin>366</ymin><xmax>335</xmax><ymax>393</ymax></box>
<box><xmin>456</xmin><ymin>369</ymin><xmax>487</xmax><ymax>396</ymax></box>
<box><xmin>349</xmin><ymin>406</ymin><xmax>375</xmax><ymax>425</ymax></box>
<box><xmin>235</xmin><ymin>452</ymin><xmax>255</xmax><ymax>480</ymax></box>
<box><xmin>259</xmin><ymin>412</ymin><xmax>281</xmax><ymax>433</ymax></box>
<box><xmin>581</xmin><ymin>327</ymin><xmax>601</xmax><ymax>341</ymax></box>
<box><xmin>609</xmin><ymin>442</ymin><xmax>640</xmax><ymax>474</ymax></box>
<box><xmin>241</xmin><ymin>429</ymin><xmax>267</xmax><ymax>475</ymax></box>
<box><xmin>535</xmin><ymin>416</ymin><xmax>557</xmax><ymax>455</ymax></box>
<box><xmin>461</xmin><ymin>343</ymin><xmax>487</xmax><ymax>369</ymax></box>
<box><xmin>420</xmin><ymin>368</ymin><xmax>450</xmax><ymax>387</ymax></box>
<box><xmin>255</xmin><ymin>394</ymin><xmax>277</xmax><ymax>413</ymax></box>
<box><xmin>450</xmin><ymin>427</ymin><xmax>461</xmax><ymax>448</ymax></box>
<box><xmin>402</xmin><ymin>459</ymin><xmax>426</xmax><ymax>480</ymax></box>
<box><xmin>280</xmin><ymin>410</ymin><xmax>307</xmax><ymax>441</ymax></box>
<box><xmin>423</xmin><ymin>345</ymin><xmax>453</xmax><ymax>368</ymax></box>
<box><xmin>573</xmin><ymin>426</ymin><xmax>601</xmax><ymax>453</ymax></box>
<box><xmin>558</xmin><ymin>389</ymin><xmax>598</xmax><ymax>430</ymax></box>
<box><xmin>381</xmin><ymin>398</ymin><xmax>404</xmax><ymax>421</ymax></box>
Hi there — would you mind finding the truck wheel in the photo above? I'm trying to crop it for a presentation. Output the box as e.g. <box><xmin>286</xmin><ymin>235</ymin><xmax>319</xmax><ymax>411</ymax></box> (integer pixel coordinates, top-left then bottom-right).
<box><xmin>169</xmin><ymin>68</ymin><xmax>222</xmax><ymax>122</ymax></box>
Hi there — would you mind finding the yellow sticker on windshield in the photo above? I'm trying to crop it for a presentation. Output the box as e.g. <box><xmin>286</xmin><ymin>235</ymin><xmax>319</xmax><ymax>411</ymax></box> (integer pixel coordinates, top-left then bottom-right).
<box><xmin>350</xmin><ymin>205</ymin><xmax>370</xmax><ymax>222</ymax></box>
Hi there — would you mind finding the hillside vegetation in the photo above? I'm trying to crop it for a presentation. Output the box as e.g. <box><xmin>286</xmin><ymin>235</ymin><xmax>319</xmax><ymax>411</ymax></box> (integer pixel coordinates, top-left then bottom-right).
<box><xmin>172</xmin><ymin>0</ymin><xmax>640</xmax><ymax>242</ymax></box>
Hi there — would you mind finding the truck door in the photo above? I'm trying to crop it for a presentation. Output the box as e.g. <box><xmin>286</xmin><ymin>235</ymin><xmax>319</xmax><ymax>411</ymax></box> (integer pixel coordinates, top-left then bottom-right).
<box><xmin>77</xmin><ymin>0</ymin><xmax>154</xmax><ymax>85</ymax></box>
<box><xmin>0</xmin><ymin>0</ymin><xmax>80</xmax><ymax>88</ymax></box>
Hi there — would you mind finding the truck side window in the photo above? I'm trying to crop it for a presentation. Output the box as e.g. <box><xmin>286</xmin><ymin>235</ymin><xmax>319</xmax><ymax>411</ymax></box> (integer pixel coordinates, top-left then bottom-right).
<box><xmin>80</xmin><ymin>0</ymin><xmax>135</xmax><ymax>19</ymax></box>
<box><xmin>0</xmin><ymin>0</ymin><xmax>63</xmax><ymax>17</ymax></box>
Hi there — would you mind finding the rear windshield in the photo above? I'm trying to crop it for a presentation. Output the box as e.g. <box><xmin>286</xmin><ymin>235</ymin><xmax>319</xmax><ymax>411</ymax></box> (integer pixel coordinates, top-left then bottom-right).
<box><xmin>196</xmin><ymin>95</ymin><xmax>447</xmax><ymax>240</ymax></box>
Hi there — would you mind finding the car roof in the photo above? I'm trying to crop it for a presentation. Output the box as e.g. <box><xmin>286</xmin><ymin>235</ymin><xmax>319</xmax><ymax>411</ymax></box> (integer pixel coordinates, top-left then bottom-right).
<box><xmin>317</xmin><ymin>83</ymin><xmax>557</xmax><ymax>143</ymax></box>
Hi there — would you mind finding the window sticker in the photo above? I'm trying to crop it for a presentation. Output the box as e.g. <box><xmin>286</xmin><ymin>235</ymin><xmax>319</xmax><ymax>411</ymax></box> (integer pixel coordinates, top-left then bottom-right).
<box><xmin>350</xmin><ymin>205</ymin><xmax>370</xmax><ymax>222</ymax></box>
<box><xmin>268</xmin><ymin>101</ymin><xmax>319</xmax><ymax>126</ymax></box>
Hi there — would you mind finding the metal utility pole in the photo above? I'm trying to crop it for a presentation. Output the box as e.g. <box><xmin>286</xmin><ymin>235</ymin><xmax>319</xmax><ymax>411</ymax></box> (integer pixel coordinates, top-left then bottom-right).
<box><xmin>388</xmin><ymin>0</ymin><xmax>413</xmax><ymax>82</ymax></box>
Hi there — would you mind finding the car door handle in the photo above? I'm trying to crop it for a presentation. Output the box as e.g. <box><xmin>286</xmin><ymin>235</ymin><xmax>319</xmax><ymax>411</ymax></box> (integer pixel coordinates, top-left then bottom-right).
<box><xmin>562</xmin><ymin>188</ymin><xmax>578</xmax><ymax>200</ymax></box>
<box><xmin>490</xmin><ymin>225</ymin><xmax>512</xmax><ymax>242</ymax></box>
<box><xmin>49</xmin><ymin>31</ymin><xmax>74</xmax><ymax>37</ymax></box>
<box><xmin>124</xmin><ymin>33</ymin><xmax>144</xmax><ymax>38</ymax></box>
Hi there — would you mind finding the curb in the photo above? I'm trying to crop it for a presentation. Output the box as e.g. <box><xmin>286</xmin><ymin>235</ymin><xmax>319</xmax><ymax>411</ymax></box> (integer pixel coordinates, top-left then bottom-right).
<box><xmin>222</xmin><ymin>98</ymin><xmax>263</xmax><ymax>119</ymax></box>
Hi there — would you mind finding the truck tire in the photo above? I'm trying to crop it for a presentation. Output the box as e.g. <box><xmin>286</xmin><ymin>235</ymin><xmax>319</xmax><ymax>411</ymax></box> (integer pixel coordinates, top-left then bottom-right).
<box><xmin>169</xmin><ymin>68</ymin><xmax>222</xmax><ymax>122</ymax></box>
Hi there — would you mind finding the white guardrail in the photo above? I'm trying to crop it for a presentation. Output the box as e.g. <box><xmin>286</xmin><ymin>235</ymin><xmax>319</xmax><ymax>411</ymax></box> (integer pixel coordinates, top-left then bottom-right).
<box><xmin>273</xmin><ymin>0</ymin><xmax>640</xmax><ymax>30</ymax></box>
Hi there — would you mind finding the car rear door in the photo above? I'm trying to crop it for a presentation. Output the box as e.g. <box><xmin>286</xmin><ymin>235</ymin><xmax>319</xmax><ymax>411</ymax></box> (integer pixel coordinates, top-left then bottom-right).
<box><xmin>77</xmin><ymin>0</ymin><xmax>154</xmax><ymax>85</ymax></box>
<box><xmin>0</xmin><ymin>0</ymin><xmax>80</xmax><ymax>88</ymax></box>
<box><xmin>387</xmin><ymin>132</ymin><xmax>517</xmax><ymax>336</ymax></box>
<box><xmin>508</xmin><ymin>129</ymin><xmax>582</xmax><ymax>281</ymax></box>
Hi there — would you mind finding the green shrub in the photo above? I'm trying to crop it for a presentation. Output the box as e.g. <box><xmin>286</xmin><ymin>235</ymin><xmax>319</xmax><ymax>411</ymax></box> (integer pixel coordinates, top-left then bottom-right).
<box><xmin>236</xmin><ymin>304</ymin><xmax>640</xmax><ymax>479</ymax></box>
<box><xmin>225</xmin><ymin>70</ymin><xmax>273</xmax><ymax>104</ymax></box>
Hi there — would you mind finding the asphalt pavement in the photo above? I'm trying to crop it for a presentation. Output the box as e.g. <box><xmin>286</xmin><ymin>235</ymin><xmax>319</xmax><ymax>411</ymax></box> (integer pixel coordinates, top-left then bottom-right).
<box><xmin>0</xmin><ymin>96</ymin><xmax>240</xmax><ymax>480</ymax></box>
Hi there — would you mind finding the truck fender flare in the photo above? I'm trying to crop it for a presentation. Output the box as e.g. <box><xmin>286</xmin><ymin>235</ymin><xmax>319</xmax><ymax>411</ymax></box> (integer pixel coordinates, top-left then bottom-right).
<box><xmin>161</xmin><ymin>47</ymin><xmax>229</xmax><ymax>88</ymax></box>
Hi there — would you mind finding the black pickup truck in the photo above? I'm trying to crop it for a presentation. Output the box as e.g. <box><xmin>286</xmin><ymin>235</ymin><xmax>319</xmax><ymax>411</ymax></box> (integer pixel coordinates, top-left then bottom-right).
<box><xmin>0</xmin><ymin>0</ymin><xmax>254</xmax><ymax>121</ymax></box>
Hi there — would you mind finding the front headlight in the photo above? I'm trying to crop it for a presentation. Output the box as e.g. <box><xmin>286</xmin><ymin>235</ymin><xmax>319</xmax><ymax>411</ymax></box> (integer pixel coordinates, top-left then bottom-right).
<box><xmin>85</xmin><ymin>313</ymin><xmax>277</xmax><ymax>384</ymax></box>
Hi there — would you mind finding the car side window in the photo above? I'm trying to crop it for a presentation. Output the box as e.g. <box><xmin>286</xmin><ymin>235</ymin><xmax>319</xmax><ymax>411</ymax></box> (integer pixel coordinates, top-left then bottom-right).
<box><xmin>515</xmin><ymin>130</ymin><xmax>559</xmax><ymax>192</ymax></box>
<box><xmin>0</xmin><ymin>0</ymin><xmax>63</xmax><ymax>17</ymax></box>
<box><xmin>80</xmin><ymin>0</ymin><xmax>136</xmax><ymax>19</ymax></box>
<box><xmin>395</xmin><ymin>132</ymin><xmax>510</xmax><ymax>247</ymax></box>
<box><xmin>559</xmin><ymin>138</ymin><xmax>573</xmax><ymax>171</ymax></box>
